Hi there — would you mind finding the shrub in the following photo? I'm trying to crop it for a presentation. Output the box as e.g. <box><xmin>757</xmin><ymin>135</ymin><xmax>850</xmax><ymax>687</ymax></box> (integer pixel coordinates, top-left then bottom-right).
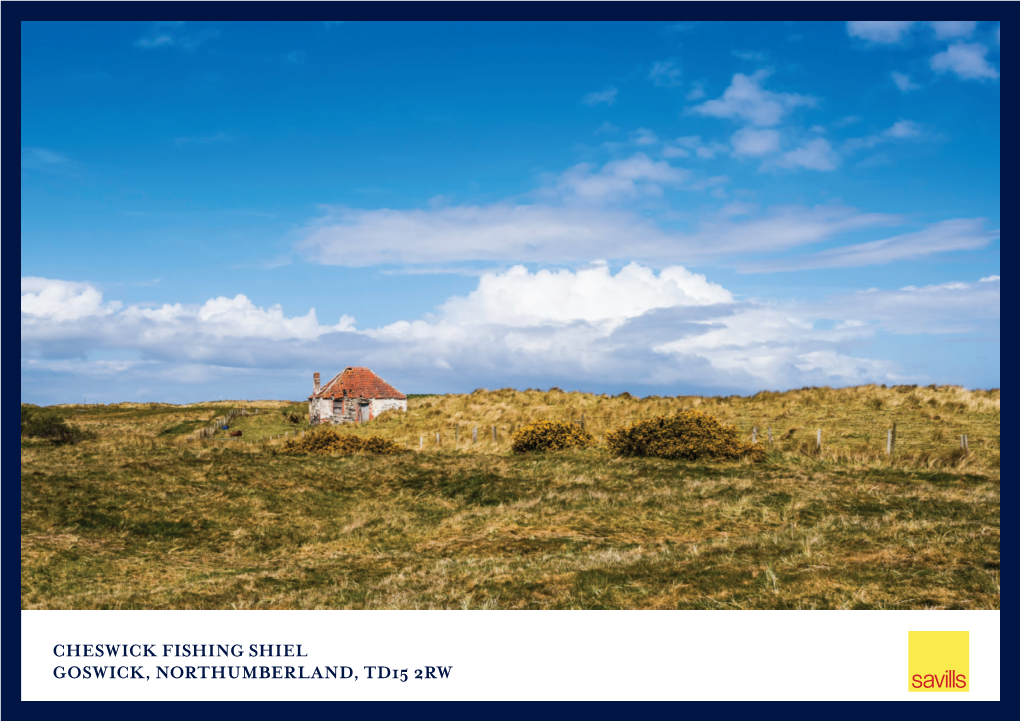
<box><xmin>278</xmin><ymin>426</ymin><xmax>403</xmax><ymax>455</ymax></box>
<box><xmin>511</xmin><ymin>420</ymin><xmax>595</xmax><ymax>453</ymax></box>
<box><xmin>21</xmin><ymin>405</ymin><xmax>96</xmax><ymax>444</ymax></box>
<box><xmin>605</xmin><ymin>409</ymin><xmax>765</xmax><ymax>462</ymax></box>
<box><xmin>282</xmin><ymin>411</ymin><xmax>303</xmax><ymax>424</ymax></box>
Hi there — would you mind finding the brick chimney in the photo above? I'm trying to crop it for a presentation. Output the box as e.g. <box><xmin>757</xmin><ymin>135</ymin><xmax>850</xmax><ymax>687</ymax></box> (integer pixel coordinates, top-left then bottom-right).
<box><xmin>313</xmin><ymin>372</ymin><xmax>320</xmax><ymax>394</ymax></box>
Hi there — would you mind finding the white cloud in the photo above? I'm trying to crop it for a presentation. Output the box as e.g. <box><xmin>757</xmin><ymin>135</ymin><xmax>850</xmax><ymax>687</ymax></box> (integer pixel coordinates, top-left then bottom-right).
<box><xmin>847</xmin><ymin>21</ymin><xmax>917</xmax><ymax>44</ymax></box>
<box><xmin>931</xmin><ymin>42</ymin><xmax>999</xmax><ymax>80</ymax></box>
<box><xmin>582</xmin><ymin>88</ymin><xmax>617</xmax><ymax>106</ymax></box>
<box><xmin>434</xmin><ymin>262</ymin><xmax>732</xmax><ymax>329</ymax></box>
<box><xmin>298</xmin><ymin>200</ymin><xmax>907</xmax><ymax>268</ymax></box>
<box><xmin>690</xmin><ymin>70</ymin><xmax>815</xmax><ymax>126</ymax></box>
<box><xmin>732</xmin><ymin>50</ymin><xmax>767</xmax><ymax>62</ymax></box>
<box><xmin>842</xmin><ymin>120</ymin><xmax>936</xmax><ymax>152</ymax></box>
<box><xmin>817</xmin><ymin>279</ymin><xmax>1000</xmax><ymax>335</ymax></box>
<box><xmin>21</xmin><ymin>279</ymin><xmax>354</xmax><ymax>344</ymax></box>
<box><xmin>134</xmin><ymin>22</ymin><xmax>218</xmax><ymax>51</ymax></box>
<box><xmin>885</xmin><ymin>120</ymin><xmax>923</xmax><ymax>139</ymax></box>
<box><xmin>891</xmin><ymin>71</ymin><xmax>921</xmax><ymax>92</ymax></box>
<box><xmin>980</xmin><ymin>275</ymin><xmax>1000</xmax><ymax>283</ymax></box>
<box><xmin>630</xmin><ymin>128</ymin><xmax>659</xmax><ymax>145</ymax></box>
<box><xmin>649</xmin><ymin>60</ymin><xmax>682</xmax><ymax>87</ymax></box>
<box><xmin>662</xmin><ymin>145</ymin><xmax>690</xmax><ymax>158</ymax></box>
<box><xmin>771</xmin><ymin>138</ymin><xmax>840</xmax><ymax>171</ymax></box>
<box><xmin>593</xmin><ymin>121</ymin><xmax>618</xmax><ymax>135</ymax></box>
<box><xmin>22</xmin><ymin>265</ymin><xmax>998</xmax><ymax>399</ymax></box>
<box><xmin>930</xmin><ymin>21</ymin><xmax>977</xmax><ymax>39</ymax></box>
<box><xmin>685</xmin><ymin>83</ymin><xmax>706</xmax><ymax>101</ymax></box>
<box><xmin>730</xmin><ymin>127</ymin><xmax>781</xmax><ymax>157</ymax></box>
<box><xmin>743</xmin><ymin>218</ymin><xmax>998</xmax><ymax>272</ymax></box>
<box><xmin>695</xmin><ymin>141</ymin><xmax>730</xmax><ymax>159</ymax></box>
<box><xmin>21</xmin><ymin>278</ymin><xmax>121</xmax><ymax>322</ymax></box>
<box><xmin>551</xmin><ymin>153</ymin><xmax>689</xmax><ymax>201</ymax></box>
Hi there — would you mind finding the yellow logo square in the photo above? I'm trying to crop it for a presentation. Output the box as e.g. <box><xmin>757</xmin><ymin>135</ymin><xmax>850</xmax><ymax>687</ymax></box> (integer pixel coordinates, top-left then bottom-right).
<box><xmin>909</xmin><ymin>631</ymin><xmax>969</xmax><ymax>692</ymax></box>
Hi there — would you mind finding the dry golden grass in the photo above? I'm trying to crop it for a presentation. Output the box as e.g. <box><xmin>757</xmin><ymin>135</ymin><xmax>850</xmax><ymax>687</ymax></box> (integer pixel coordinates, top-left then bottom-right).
<box><xmin>21</xmin><ymin>384</ymin><xmax>998</xmax><ymax>609</ymax></box>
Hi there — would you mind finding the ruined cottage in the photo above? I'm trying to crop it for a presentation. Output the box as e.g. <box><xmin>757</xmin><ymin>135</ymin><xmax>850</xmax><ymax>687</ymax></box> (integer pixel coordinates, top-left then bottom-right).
<box><xmin>308</xmin><ymin>367</ymin><xmax>408</xmax><ymax>425</ymax></box>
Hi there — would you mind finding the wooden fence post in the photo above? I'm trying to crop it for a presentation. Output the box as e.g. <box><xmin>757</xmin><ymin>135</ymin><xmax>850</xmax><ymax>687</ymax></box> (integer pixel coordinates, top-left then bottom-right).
<box><xmin>419</xmin><ymin>436</ymin><xmax>423</xmax><ymax>450</ymax></box>
<box><xmin>752</xmin><ymin>427</ymin><xmax>757</xmax><ymax>444</ymax></box>
<box><xmin>887</xmin><ymin>429</ymin><xmax>893</xmax><ymax>455</ymax></box>
<box><xmin>436</xmin><ymin>431</ymin><xmax>440</xmax><ymax>446</ymax></box>
<box><xmin>492</xmin><ymin>425</ymin><xmax>497</xmax><ymax>442</ymax></box>
<box><xmin>580</xmin><ymin>413</ymin><xmax>585</xmax><ymax>431</ymax></box>
<box><xmin>473</xmin><ymin>427</ymin><xmax>478</xmax><ymax>443</ymax></box>
<box><xmin>816</xmin><ymin>429</ymin><xmax>821</xmax><ymax>452</ymax></box>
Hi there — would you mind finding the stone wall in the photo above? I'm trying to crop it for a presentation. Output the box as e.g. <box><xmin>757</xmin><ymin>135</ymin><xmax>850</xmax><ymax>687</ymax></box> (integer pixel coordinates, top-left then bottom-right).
<box><xmin>371</xmin><ymin>398</ymin><xmax>408</xmax><ymax>417</ymax></box>
<box><xmin>309</xmin><ymin>395</ymin><xmax>406</xmax><ymax>425</ymax></box>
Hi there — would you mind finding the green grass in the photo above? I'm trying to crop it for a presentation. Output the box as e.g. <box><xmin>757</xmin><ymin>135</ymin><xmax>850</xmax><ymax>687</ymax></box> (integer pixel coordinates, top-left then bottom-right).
<box><xmin>21</xmin><ymin>385</ymin><xmax>999</xmax><ymax>610</ymax></box>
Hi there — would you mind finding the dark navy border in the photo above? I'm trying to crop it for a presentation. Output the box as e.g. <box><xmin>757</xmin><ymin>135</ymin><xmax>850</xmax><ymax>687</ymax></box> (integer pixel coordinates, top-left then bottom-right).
<box><xmin>8</xmin><ymin>2</ymin><xmax>1005</xmax><ymax>712</ymax></box>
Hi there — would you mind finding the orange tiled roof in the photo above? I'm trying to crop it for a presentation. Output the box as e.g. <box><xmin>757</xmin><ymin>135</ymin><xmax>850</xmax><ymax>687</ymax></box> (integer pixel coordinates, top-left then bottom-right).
<box><xmin>311</xmin><ymin>367</ymin><xmax>406</xmax><ymax>400</ymax></box>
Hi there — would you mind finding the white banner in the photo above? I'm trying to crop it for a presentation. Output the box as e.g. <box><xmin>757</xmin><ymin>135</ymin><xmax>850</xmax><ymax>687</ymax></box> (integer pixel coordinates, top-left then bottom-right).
<box><xmin>22</xmin><ymin>610</ymin><xmax>999</xmax><ymax>701</ymax></box>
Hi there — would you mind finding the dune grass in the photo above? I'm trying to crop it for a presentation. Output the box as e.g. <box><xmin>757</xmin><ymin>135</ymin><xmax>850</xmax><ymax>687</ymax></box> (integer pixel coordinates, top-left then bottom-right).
<box><xmin>21</xmin><ymin>384</ymin><xmax>999</xmax><ymax>609</ymax></box>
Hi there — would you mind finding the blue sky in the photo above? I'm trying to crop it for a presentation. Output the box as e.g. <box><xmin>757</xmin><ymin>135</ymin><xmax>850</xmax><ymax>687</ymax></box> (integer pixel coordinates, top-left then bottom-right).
<box><xmin>21</xmin><ymin>20</ymin><xmax>1000</xmax><ymax>403</ymax></box>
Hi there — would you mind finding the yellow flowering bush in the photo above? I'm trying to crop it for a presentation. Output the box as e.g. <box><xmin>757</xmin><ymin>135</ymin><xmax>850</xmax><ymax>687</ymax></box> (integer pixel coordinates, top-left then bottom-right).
<box><xmin>511</xmin><ymin>420</ymin><xmax>595</xmax><ymax>453</ymax></box>
<box><xmin>279</xmin><ymin>426</ymin><xmax>404</xmax><ymax>455</ymax></box>
<box><xmin>605</xmin><ymin>409</ymin><xmax>765</xmax><ymax>462</ymax></box>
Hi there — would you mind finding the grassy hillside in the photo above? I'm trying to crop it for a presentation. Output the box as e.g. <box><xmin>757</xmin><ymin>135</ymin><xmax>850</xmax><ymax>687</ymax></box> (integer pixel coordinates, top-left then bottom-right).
<box><xmin>21</xmin><ymin>384</ymin><xmax>999</xmax><ymax>609</ymax></box>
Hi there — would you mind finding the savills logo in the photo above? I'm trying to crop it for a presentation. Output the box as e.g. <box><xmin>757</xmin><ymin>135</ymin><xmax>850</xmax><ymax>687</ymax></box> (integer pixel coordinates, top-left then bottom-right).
<box><xmin>909</xmin><ymin>631</ymin><xmax>969</xmax><ymax>692</ymax></box>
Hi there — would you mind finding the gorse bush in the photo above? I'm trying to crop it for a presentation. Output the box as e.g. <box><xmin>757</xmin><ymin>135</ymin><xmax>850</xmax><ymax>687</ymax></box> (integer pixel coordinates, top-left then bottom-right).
<box><xmin>605</xmin><ymin>409</ymin><xmax>765</xmax><ymax>462</ymax></box>
<box><xmin>21</xmin><ymin>405</ymin><xmax>96</xmax><ymax>445</ymax></box>
<box><xmin>511</xmin><ymin>420</ymin><xmax>595</xmax><ymax>453</ymax></box>
<box><xmin>278</xmin><ymin>426</ymin><xmax>403</xmax><ymax>455</ymax></box>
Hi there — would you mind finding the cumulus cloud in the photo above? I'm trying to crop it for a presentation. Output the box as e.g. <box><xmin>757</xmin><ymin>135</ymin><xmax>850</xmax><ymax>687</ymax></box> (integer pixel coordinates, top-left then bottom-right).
<box><xmin>22</xmin><ymin>278</ymin><xmax>355</xmax><ymax>362</ymax></box>
<box><xmin>891</xmin><ymin>71</ymin><xmax>921</xmax><ymax>92</ymax></box>
<box><xmin>552</xmin><ymin>153</ymin><xmax>688</xmax><ymax>200</ymax></box>
<box><xmin>730</xmin><ymin>127</ymin><xmax>781</xmax><ymax>157</ymax></box>
<box><xmin>22</xmin><ymin>277</ymin><xmax>121</xmax><ymax>321</ymax></box>
<box><xmin>929</xmin><ymin>21</ymin><xmax>977</xmax><ymax>39</ymax></box>
<box><xmin>847</xmin><ymin>21</ymin><xmax>917</xmax><ymax>44</ymax></box>
<box><xmin>695</xmin><ymin>142</ymin><xmax>730</xmax><ymax>159</ymax></box>
<box><xmin>582</xmin><ymin>88</ymin><xmax>617</xmax><ymax>106</ymax></box>
<box><xmin>629</xmin><ymin>128</ymin><xmax>659</xmax><ymax>146</ymax></box>
<box><xmin>434</xmin><ymin>262</ymin><xmax>732</xmax><ymax>329</ymax></box>
<box><xmin>23</xmin><ymin>265</ymin><xmax>998</xmax><ymax>400</ymax></box>
<box><xmin>931</xmin><ymin>42</ymin><xmax>999</xmax><ymax>80</ymax></box>
<box><xmin>690</xmin><ymin>70</ymin><xmax>815</xmax><ymax>126</ymax></box>
<box><xmin>770</xmin><ymin>138</ymin><xmax>840</xmax><ymax>171</ymax></box>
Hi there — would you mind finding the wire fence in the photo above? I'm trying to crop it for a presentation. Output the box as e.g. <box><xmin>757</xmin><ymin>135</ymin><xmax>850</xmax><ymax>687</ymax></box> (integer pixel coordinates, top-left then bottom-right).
<box><xmin>189</xmin><ymin>408</ymin><xmax>998</xmax><ymax>460</ymax></box>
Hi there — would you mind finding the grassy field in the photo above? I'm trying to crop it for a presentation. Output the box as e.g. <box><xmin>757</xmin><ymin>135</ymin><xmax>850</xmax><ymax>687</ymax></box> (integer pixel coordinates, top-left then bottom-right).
<box><xmin>21</xmin><ymin>384</ymin><xmax>999</xmax><ymax>609</ymax></box>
